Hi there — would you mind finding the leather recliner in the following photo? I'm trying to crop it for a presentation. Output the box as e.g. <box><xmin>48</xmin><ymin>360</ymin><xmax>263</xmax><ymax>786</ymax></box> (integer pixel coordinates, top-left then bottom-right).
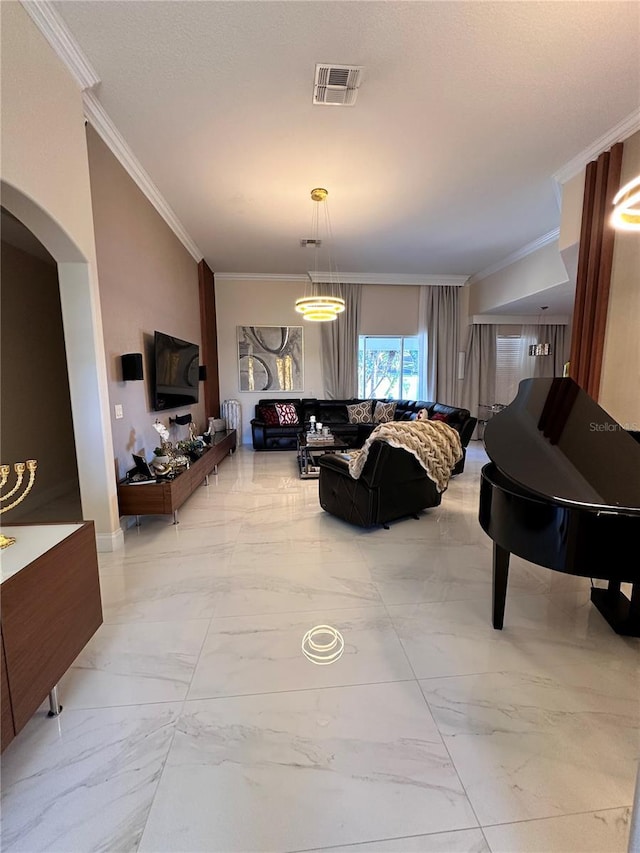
<box><xmin>317</xmin><ymin>441</ymin><xmax>443</xmax><ymax>528</ymax></box>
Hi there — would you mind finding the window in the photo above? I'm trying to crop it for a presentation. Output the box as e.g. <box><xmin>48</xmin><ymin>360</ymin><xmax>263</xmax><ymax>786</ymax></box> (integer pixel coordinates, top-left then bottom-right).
<box><xmin>495</xmin><ymin>334</ymin><xmax>522</xmax><ymax>406</ymax></box>
<box><xmin>358</xmin><ymin>336</ymin><xmax>419</xmax><ymax>399</ymax></box>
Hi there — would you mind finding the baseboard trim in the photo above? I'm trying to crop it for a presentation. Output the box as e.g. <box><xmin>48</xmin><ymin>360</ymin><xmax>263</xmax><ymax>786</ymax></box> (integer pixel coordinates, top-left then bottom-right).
<box><xmin>96</xmin><ymin>527</ymin><xmax>125</xmax><ymax>552</ymax></box>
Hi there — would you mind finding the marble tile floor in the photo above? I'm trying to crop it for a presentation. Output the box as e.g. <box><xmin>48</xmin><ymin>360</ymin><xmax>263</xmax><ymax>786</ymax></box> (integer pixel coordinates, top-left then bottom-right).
<box><xmin>1</xmin><ymin>444</ymin><xmax>638</xmax><ymax>853</ymax></box>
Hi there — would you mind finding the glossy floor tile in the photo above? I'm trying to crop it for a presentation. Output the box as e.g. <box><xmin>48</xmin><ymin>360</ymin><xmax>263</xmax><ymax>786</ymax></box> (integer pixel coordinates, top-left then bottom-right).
<box><xmin>1</xmin><ymin>703</ymin><xmax>180</xmax><ymax>852</ymax></box>
<box><xmin>138</xmin><ymin>682</ymin><xmax>478</xmax><ymax>852</ymax></box>
<box><xmin>2</xmin><ymin>443</ymin><xmax>637</xmax><ymax>853</ymax></box>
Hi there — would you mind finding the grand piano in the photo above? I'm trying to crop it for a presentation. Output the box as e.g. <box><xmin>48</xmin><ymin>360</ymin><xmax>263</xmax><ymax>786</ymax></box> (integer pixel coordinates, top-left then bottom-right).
<box><xmin>479</xmin><ymin>377</ymin><xmax>640</xmax><ymax>637</ymax></box>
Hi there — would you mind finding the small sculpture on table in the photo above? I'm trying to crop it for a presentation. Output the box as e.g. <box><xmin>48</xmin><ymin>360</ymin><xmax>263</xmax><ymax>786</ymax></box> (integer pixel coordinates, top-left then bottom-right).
<box><xmin>0</xmin><ymin>459</ymin><xmax>38</xmax><ymax>549</ymax></box>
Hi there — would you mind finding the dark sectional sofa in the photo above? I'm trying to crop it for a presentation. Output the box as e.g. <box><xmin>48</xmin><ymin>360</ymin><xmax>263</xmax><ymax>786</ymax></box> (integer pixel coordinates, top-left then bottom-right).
<box><xmin>250</xmin><ymin>397</ymin><xmax>477</xmax><ymax>474</ymax></box>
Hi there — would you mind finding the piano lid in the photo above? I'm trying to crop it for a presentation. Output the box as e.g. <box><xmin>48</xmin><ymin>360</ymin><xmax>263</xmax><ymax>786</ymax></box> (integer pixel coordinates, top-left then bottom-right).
<box><xmin>483</xmin><ymin>377</ymin><xmax>640</xmax><ymax>513</ymax></box>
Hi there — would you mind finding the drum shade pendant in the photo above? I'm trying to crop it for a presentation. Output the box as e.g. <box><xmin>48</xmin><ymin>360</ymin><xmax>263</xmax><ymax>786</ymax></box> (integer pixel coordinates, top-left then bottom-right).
<box><xmin>295</xmin><ymin>188</ymin><xmax>346</xmax><ymax>322</ymax></box>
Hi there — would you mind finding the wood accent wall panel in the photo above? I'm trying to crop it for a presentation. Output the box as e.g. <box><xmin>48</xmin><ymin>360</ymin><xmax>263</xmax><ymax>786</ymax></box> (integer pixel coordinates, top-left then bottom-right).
<box><xmin>198</xmin><ymin>259</ymin><xmax>221</xmax><ymax>419</ymax></box>
<box><xmin>1</xmin><ymin>522</ymin><xmax>102</xmax><ymax>735</ymax></box>
<box><xmin>569</xmin><ymin>142</ymin><xmax>623</xmax><ymax>400</ymax></box>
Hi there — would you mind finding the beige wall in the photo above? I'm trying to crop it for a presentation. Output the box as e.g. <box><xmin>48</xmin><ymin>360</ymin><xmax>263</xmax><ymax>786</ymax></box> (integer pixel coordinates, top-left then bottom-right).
<box><xmin>600</xmin><ymin>129</ymin><xmax>640</xmax><ymax>426</ymax></box>
<box><xmin>0</xmin><ymin>242</ymin><xmax>80</xmax><ymax>518</ymax></box>
<box><xmin>215</xmin><ymin>278</ymin><xmax>324</xmax><ymax>445</ymax></box>
<box><xmin>86</xmin><ymin>128</ymin><xmax>204</xmax><ymax>480</ymax></box>
<box><xmin>1</xmin><ymin>3</ymin><xmax>120</xmax><ymax>548</ymax></box>
<box><xmin>360</xmin><ymin>286</ymin><xmax>420</xmax><ymax>335</ymax></box>
<box><xmin>468</xmin><ymin>241</ymin><xmax>569</xmax><ymax>315</ymax></box>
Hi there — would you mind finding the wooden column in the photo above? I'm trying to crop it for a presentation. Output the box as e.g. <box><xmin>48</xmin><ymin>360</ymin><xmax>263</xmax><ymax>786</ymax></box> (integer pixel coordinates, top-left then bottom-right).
<box><xmin>569</xmin><ymin>142</ymin><xmax>623</xmax><ymax>399</ymax></box>
<box><xmin>198</xmin><ymin>259</ymin><xmax>220</xmax><ymax>418</ymax></box>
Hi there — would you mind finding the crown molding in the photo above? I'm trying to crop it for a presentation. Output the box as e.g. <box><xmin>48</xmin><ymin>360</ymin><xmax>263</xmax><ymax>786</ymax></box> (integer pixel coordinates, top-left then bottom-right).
<box><xmin>22</xmin><ymin>0</ymin><xmax>203</xmax><ymax>262</ymax></box>
<box><xmin>553</xmin><ymin>108</ymin><xmax>640</xmax><ymax>186</ymax></box>
<box><xmin>83</xmin><ymin>92</ymin><xmax>203</xmax><ymax>261</ymax></box>
<box><xmin>468</xmin><ymin>228</ymin><xmax>560</xmax><ymax>286</ymax></box>
<box><xmin>215</xmin><ymin>272</ymin><xmax>469</xmax><ymax>285</ymax></box>
<box><xmin>309</xmin><ymin>272</ymin><xmax>469</xmax><ymax>286</ymax></box>
<box><xmin>214</xmin><ymin>273</ymin><xmax>308</xmax><ymax>283</ymax></box>
<box><xmin>21</xmin><ymin>0</ymin><xmax>100</xmax><ymax>90</ymax></box>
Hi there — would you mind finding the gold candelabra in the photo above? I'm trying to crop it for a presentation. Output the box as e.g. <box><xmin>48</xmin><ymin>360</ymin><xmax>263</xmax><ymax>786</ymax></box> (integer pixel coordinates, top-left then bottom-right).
<box><xmin>0</xmin><ymin>460</ymin><xmax>38</xmax><ymax>550</ymax></box>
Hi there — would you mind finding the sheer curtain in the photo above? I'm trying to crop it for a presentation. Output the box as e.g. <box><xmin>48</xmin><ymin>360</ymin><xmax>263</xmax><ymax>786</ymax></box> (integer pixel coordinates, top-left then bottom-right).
<box><xmin>518</xmin><ymin>324</ymin><xmax>539</xmax><ymax>383</ymax></box>
<box><xmin>533</xmin><ymin>325</ymin><xmax>567</xmax><ymax>378</ymax></box>
<box><xmin>417</xmin><ymin>285</ymin><xmax>459</xmax><ymax>404</ymax></box>
<box><xmin>461</xmin><ymin>324</ymin><xmax>497</xmax><ymax>437</ymax></box>
<box><xmin>320</xmin><ymin>283</ymin><xmax>362</xmax><ymax>399</ymax></box>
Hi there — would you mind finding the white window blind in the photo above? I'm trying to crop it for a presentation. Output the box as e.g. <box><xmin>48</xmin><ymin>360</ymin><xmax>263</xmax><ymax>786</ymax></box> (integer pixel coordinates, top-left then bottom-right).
<box><xmin>495</xmin><ymin>335</ymin><xmax>522</xmax><ymax>406</ymax></box>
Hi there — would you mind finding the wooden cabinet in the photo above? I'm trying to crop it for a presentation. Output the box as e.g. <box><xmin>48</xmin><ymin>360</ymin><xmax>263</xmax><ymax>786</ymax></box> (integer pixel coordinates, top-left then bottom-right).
<box><xmin>117</xmin><ymin>429</ymin><xmax>236</xmax><ymax>522</ymax></box>
<box><xmin>0</xmin><ymin>521</ymin><xmax>102</xmax><ymax>751</ymax></box>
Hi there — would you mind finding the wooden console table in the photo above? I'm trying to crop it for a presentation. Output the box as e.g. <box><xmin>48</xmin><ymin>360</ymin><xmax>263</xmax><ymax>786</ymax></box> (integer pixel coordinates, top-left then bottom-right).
<box><xmin>0</xmin><ymin>521</ymin><xmax>102</xmax><ymax>752</ymax></box>
<box><xmin>117</xmin><ymin>429</ymin><xmax>237</xmax><ymax>523</ymax></box>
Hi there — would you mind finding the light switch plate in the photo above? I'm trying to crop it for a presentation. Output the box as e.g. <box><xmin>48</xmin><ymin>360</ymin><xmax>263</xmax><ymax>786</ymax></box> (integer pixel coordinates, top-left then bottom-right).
<box><xmin>114</xmin><ymin>404</ymin><xmax>123</xmax><ymax>419</ymax></box>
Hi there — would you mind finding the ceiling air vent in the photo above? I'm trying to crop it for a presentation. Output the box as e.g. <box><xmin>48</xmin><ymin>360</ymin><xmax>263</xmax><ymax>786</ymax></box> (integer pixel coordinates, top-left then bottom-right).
<box><xmin>313</xmin><ymin>64</ymin><xmax>363</xmax><ymax>106</ymax></box>
<box><xmin>300</xmin><ymin>239</ymin><xmax>322</xmax><ymax>247</ymax></box>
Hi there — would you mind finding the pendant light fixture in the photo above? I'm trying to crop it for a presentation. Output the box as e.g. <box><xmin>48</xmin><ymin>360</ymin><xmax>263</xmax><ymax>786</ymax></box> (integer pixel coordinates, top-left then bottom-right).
<box><xmin>611</xmin><ymin>175</ymin><xmax>640</xmax><ymax>231</ymax></box>
<box><xmin>295</xmin><ymin>188</ymin><xmax>346</xmax><ymax>322</ymax></box>
<box><xmin>528</xmin><ymin>306</ymin><xmax>552</xmax><ymax>357</ymax></box>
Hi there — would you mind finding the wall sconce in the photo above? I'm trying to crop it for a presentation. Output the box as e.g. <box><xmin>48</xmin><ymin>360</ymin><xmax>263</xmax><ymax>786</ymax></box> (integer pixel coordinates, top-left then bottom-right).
<box><xmin>121</xmin><ymin>353</ymin><xmax>143</xmax><ymax>381</ymax></box>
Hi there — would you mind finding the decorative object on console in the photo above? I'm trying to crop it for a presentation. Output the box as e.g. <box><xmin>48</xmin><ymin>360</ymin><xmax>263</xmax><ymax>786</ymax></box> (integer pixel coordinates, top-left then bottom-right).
<box><xmin>121</xmin><ymin>352</ymin><xmax>143</xmax><ymax>381</ymax></box>
<box><xmin>208</xmin><ymin>417</ymin><xmax>227</xmax><ymax>433</ymax></box>
<box><xmin>237</xmin><ymin>326</ymin><xmax>303</xmax><ymax>392</ymax></box>
<box><xmin>295</xmin><ymin>188</ymin><xmax>346</xmax><ymax>322</ymax></box>
<box><xmin>0</xmin><ymin>459</ymin><xmax>38</xmax><ymax>549</ymax></box>
<box><xmin>373</xmin><ymin>401</ymin><xmax>396</xmax><ymax>423</ymax></box>
<box><xmin>152</xmin><ymin>419</ymin><xmax>174</xmax><ymax>463</ymax></box>
<box><xmin>177</xmin><ymin>437</ymin><xmax>205</xmax><ymax>462</ymax></box>
<box><xmin>274</xmin><ymin>402</ymin><xmax>299</xmax><ymax>425</ymax></box>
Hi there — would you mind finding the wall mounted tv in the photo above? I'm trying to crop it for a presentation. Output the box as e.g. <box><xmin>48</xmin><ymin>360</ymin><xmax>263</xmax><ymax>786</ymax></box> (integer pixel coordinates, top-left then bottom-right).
<box><xmin>153</xmin><ymin>331</ymin><xmax>199</xmax><ymax>411</ymax></box>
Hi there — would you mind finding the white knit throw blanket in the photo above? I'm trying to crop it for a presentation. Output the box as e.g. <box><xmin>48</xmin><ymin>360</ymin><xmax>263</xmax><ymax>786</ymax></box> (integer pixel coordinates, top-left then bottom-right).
<box><xmin>347</xmin><ymin>420</ymin><xmax>463</xmax><ymax>492</ymax></box>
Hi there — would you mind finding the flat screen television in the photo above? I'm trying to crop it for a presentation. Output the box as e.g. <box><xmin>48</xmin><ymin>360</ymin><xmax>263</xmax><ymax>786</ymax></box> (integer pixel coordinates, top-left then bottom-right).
<box><xmin>153</xmin><ymin>331</ymin><xmax>199</xmax><ymax>411</ymax></box>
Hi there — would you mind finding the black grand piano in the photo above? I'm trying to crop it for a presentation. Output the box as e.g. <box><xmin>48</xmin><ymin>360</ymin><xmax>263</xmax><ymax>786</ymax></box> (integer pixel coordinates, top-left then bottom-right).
<box><xmin>479</xmin><ymin>377</ymin><xmax>640</xmax><ymax>637</ymax></box>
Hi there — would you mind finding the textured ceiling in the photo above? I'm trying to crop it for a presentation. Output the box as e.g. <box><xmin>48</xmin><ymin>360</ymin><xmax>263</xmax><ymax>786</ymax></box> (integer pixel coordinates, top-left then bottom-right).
<box><xmin>53</xmin><ymin>0</ymin><xmax>639</xmax><ymax>302</ymax></box>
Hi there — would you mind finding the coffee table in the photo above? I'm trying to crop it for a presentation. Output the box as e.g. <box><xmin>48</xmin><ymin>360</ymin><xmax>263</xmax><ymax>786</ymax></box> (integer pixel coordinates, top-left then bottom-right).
<box><xmin>297</xmin><ymin>433</ymin><xmax>349</xmax><ymax>479</ymax></box>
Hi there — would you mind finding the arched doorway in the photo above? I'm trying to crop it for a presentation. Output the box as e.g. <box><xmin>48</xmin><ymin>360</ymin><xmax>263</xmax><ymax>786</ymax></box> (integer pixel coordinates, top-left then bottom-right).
<box><xmin>1</xmin><ymin>181</ymin><xmax>123</xmax><ymax>550</ymax></box>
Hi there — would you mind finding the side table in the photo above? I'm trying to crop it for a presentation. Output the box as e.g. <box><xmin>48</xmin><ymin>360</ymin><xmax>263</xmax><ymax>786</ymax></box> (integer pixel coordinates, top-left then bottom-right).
<box><xmin>297</xmin><ymin>433</ymin><xmax>348</xmax><ymax>479</ymax></box>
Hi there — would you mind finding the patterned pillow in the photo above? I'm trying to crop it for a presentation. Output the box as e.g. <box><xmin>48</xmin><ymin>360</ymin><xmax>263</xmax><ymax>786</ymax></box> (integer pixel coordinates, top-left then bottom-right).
<box><xmin>347</xmin><ymin>401</ymin><xmax>373</xmax><ymax>424</ymax></box>
<box><xmin>274</xmin><ymin>402</ymin><xmax>299</xmax><ymax>425</ymax></box>
<box><xmin>430</xmin><ymin>412</ymin><xmax>451</xmax><ymax>424</ymax></box>
<box><xmin>258</xmin><ymin>405</ymin><xmax>279</xmax><ymax>425</ymax></box>
<box><xmin>373</xmin><ymin>401</ymin><xmax>397</xmax><ymax>424</ymax></box>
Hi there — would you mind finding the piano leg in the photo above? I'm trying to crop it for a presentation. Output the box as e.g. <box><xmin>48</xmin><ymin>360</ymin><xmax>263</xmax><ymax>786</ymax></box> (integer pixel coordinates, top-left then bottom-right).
<box><xmin>492</xmin><ymin>543</ymin><xmax>510</xmax><ymax>630</ymax></box>
<box><xmin>590</xmin><ymin>581</ymin><xmax>640</xmax><ymax>637</ymax></box>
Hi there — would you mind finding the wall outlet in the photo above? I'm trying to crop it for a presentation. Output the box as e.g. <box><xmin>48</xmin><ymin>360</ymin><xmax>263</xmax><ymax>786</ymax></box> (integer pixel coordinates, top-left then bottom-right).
<box><xmin>114</xmin><ymin>404</ymin><xmax>123</xmax><ymax>419</ymax></box>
